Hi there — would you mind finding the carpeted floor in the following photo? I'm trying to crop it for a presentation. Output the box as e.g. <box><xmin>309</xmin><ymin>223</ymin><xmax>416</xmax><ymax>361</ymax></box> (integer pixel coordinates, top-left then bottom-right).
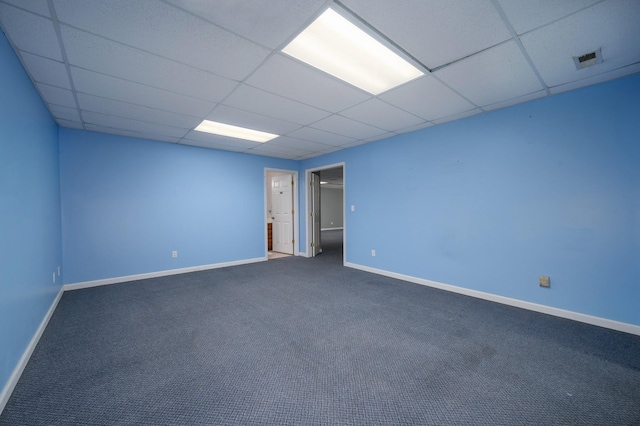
<box><xmin>1</xmin><ymin>230</ymin><xmax>639</xmax><ymax>425</ymax></box>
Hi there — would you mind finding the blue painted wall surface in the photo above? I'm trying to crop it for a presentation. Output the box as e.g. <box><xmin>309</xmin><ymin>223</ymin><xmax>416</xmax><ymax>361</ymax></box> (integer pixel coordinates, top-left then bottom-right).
<box><xmin>59</xmin><ymin>129</ymin><xmax>296</xmax><ymax>284</ymax></box>
<box><xmin>301</xmin><ymin>74</ymin><xmax>640</xmax><ymax>326</ymax></box>
<box><xmin>0</xmin><ymin>32</ymin><xmax>62</xmax><ymax>392</ymax></box>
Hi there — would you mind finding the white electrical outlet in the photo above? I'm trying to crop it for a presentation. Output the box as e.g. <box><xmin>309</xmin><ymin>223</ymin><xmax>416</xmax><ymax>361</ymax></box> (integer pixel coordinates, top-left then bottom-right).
<box><xmin>351</xmin><ymin>205</ymin><xmax>355</xmax><ymax>212</ymax></box>
<box><xmin>172</xmin><ymin>251</ymin><xmax>178</xmax><ymax>258</ymax></box>
<box><xmin>53</xmin><ymin>272</ymin><xmax>56</xmax><ymax>283</ymax></box>
<box><xmin>371</xmin><ymin>249</ymin><xmax>376</xmax><ymax>257</ymax></box>
<box><xmin>57</xmin><ymin>266</ymin><xmax>61</xmax><ymax>276</ymax></box>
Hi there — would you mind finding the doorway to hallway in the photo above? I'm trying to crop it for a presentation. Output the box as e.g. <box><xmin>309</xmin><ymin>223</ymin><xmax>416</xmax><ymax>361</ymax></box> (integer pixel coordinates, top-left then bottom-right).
<box><xmin>306</xmin><ymin>163</ymin><xmax>345</xmax><ymax>263</ymax></box>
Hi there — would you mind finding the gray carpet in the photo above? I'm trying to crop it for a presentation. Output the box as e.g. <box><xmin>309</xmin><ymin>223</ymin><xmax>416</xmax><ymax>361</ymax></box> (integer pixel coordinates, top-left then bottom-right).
<box><xmin>1</xmin><ymin>231</ymin><xmax>639</xmax><ymax>425</ymax></box>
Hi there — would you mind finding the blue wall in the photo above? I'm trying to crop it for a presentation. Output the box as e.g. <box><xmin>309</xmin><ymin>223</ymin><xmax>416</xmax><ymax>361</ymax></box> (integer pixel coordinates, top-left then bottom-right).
<box><xmin>301</xmin><ymin>73</ymin><xmax>640</xmax><ymax>326</ymax></box>
<box><xmin>59</xmin><ymin>129</ymin><xmax>297</xmax><ymax>283</ymax></box>
<box><xmin>0</xmin><ymin>32</ymin><xmax>62</xmax><ymax>392</ymax></box>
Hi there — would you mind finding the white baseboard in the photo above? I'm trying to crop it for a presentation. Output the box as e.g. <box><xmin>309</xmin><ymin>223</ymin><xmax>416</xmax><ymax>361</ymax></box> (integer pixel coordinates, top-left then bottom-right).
<box><xmin>0</xmin><ymin>288</ymin><xmax>64</xmax><ymax>414</ymax></box>
<box><xmin>321</xmin><ymin>227</ymin><xmax>344</xmax><ymax>231</ymax></box>
<box><xmin>345</xmin><ymin>262</ymin><xmax>640</xmax><ymax>336</ymax></box>
<box><xmin>63</xmin><ymin>257</ymin><xmax>266</xmax><ymax>291</ymax></box>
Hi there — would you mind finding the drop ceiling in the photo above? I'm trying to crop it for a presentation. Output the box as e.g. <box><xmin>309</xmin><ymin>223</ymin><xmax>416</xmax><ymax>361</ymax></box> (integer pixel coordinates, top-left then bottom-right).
<box><xmin>1</xmin><ymin>0</ymin><xmax>639</xmax><ymax>160</ymax></box>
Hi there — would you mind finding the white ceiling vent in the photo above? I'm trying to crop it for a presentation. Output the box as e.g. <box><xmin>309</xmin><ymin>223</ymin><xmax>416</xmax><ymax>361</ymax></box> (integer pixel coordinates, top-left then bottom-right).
<box><xmin>573</xmin><ymin>48</ymin><xmax>602</xmax><ymax>70</ymax></box>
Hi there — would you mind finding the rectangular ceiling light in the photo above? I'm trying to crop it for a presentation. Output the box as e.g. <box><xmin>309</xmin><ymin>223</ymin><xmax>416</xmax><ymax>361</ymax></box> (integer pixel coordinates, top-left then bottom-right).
<box><xmin>195</xmin><ymin>120</ymin><xmax>279</xmax><ymax>143</ymax></box>
<box><xmin>282</xmin><ymin>7</ymin><xmax>424</xmax><ymax>95</ymax></box>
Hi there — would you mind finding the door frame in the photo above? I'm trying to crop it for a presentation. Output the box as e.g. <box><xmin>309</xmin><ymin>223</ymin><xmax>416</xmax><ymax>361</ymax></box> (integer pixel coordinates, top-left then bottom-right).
<box><xmin>265</xmin><ymin>168</ymin><xmax>299</xmax><ymax>258</ymax></box>
<box><xmin>304</xmin><ymin>162</ymin><xmax>346</xmax><ymax>264</ymax></box>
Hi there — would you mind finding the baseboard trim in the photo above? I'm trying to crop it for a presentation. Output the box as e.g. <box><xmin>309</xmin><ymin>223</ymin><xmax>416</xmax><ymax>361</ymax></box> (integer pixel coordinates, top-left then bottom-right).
<box><xmin>321</xmin><ymin>227</ymin><xmax>344</xmax><ymax>231</ymax></box>
<box><xmin>63</xmin><ymin>257</ymin><xmax>266</xmax><ymax>291</ymax></box>
<box><xmin>345</xmin><ymin>262</ymin><xmax>640</xmax><ymax>336</ymax></box>
<box><xmin>0</xmin><ymin>287</ymin><xmax>64</xmax><ymax>414</ymax></box>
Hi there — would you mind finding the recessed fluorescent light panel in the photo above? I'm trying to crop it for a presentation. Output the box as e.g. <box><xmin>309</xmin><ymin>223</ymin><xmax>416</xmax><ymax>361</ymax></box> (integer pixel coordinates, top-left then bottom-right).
<box><xmin>195</xmin><ymin>120</ymin><xmax>278</xmax><ymax>143</ymax></box>
<box><xmin>282</xmin><ymin>7</ymin><xmax>423</xmax><ymax>95</ymax></box>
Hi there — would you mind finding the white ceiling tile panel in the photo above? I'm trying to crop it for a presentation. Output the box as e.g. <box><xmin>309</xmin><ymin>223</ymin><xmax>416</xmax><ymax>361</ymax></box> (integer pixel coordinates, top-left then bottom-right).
<box><xmin>340</xmin><ymin>99</ymin><xmax>426</xmax><ymax>132</ymax></box>
<box><xmin>163</xmin><ymin>0</ymin><xmax>326</xmax><ymax>49</ymax></box>
<box><xmin>55</xmin><ymin>119</ymin><xmax>83</xmax><ymax>129</ymax></box>
<box><xmin>341</xmin><ymin>0</ymin><xmax>511</xmax><ymax>69</ymax></box>
<box><xmin>396</xmin><ymin>122</ymin><xmax>435</xmax><ymax>135</ymax></box>
<box><xmin>432</xmin><ymin>108</ymin><xmax>483</xmax><ymax>125</ymax></box>
<box><xmin>49</xmin><ymin>104</ymin><xmax>80</xmax><ymax>122</ymax></box>
<box><xmin>206</xmin><ymin>105</ymin><xmax>301</xmax><ymax>136</ymax></box>
<box><xmin>482</xmin><ymin>90</ymin><xmax>548</xmax><ymax>111</ymax></box>
<box><xmin>52</xmin><ymin>0</ymin><xmax>270</xmax><ymax>80</ymax></box>
<box><xmin>498</xmin><ymin>0</ymin><xmax>602</xmax><ymax>34</ymax></box>
<box><xmin>520</xmin><ymin>0</ymin><xmax>640</xmax><ymax>88</ymax></box>
<box><xmin>179</xmin><ymin>139</ymin><xmax>249</xmax><ymax>153</ymax></box>
<box><xmin>222</xmin><ymin>84</ymin><xmax>331</xmax><ymax>126</ymax></box>
<box><xmin>310</xmin><ymin>115</ymin><xmax>387</xmax><ymax>140</ymax></box>
<box><xmin>77</xmin><ymin>93</ymin><xmax>201</xmax><ymax>130</ymax></box>
<box><xmin>246</xmin><ymin>54</ymin><xmax>371</xmax><ymax>112</ymax></box>
<box><xmin>82</xmin><ymin>111</ymin><xmax>189</xmax><ymax>139</ymax></box>
<box><xmin>549</xmin><ymin>62</ymin><xmax>640</xmax><ymax>95</ymax></box>
<box><xmin>435</xmin><ymin>41</ymin><xmax>544</xmax><ymax>107</ymax></box>
<box><xmin>287</xmin><ymin>127</ymin><xmax>356</xmax><ymax>147</ymax></box>
<box><xmin>36</xmin><ymin>83</ymin><xmax>76</xmax><ymax>108</ymax></box>
<box><xmin>20</xmin><ymin>52</ymin><xmax>70</xmax><ymax>89</ymax></box>
<box><xmin>70</xmin><ymin>67</ymin><xmax>215</xmax><ymax>118</ymax></box>
<box><xmin>60</xmin><ymin>26</ymin><xmax>238</xmax><ymax>103</ymax></box>
<box><xmin>84</xmin><ymin>124</ymin><xmax>180</xmax><ymax>143</ymax></box>
<box><xmin>267</xmin><ymin>136</ymin><xmax>335</xmax><ymax>152</ymax></box>
<box><xmin>1</xmin><ymin>0</ymin><xmax>51</xmax><ymax>17</ymax></box>
<box><xmin>380</xmin><ymin>75</ymin><xmax>476</xmax><ymax>121</ymax></box>
<box><xmin>247</xmin><ymin>143</ymin><xmax>312</xmax><ymax>158</ymax></box>
<box><xmin>0</xmin><ymin>3</ymin><xmax>62</xmax><ymax>60</ymax></box>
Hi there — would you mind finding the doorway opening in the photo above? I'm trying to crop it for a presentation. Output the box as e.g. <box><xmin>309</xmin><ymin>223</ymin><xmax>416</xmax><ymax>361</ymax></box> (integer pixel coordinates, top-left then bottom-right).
<box><xmin>306</xmin><ymin>163</ymin><xmax>345</xmax><ymax>263</ymax></box>
<box><xmin>265</xmin><ymin>169</ymin><xmax>298</xmax><ymax>260</ymax></box>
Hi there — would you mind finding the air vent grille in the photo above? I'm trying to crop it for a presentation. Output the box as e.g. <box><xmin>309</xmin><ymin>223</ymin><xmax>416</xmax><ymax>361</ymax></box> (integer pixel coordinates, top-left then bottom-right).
<box><xmin>573</xmin><ymin>48</ymin><xmax>602</xmax><ymax>70</ymax></box>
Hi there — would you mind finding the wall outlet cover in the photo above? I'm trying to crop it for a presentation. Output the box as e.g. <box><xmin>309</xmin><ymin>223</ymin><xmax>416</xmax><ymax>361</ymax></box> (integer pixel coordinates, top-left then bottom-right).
<box><xmin>539</xmin><ymin>275</ymin><xmax>550</xmax><ymax>288</ymax></box>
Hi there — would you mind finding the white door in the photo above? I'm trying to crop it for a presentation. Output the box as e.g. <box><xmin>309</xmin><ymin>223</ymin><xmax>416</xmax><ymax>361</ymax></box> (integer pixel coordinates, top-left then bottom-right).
<box><xmin>311</xmin><ymin>172</ymin><xmax>321</xmax><ymax>256</ymax></box>
<box><xmin>272</xmin><ymin>174</ymin><xmax>294</xmax><ymax>254</ymax></box>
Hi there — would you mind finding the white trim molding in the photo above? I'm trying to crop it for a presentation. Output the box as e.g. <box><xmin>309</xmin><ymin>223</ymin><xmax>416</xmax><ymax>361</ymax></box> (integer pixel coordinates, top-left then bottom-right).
<box><xmin>0</xmin><ymin>288</ymin><xmax>64</xmax><ymax>414</ymax></box>
<box><xmin>63</xmin><ymin>257</ymin><xmax>266</xmax><ymax>291</ymax></box>
<box><xmin>345</xmin><ymin>262</ymin><xmax>640</xmax><ymax>336</ymax></box>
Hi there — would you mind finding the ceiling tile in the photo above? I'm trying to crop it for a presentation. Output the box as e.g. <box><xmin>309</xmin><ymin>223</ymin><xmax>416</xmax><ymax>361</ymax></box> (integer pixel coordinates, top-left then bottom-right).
<box><xmin>521</xmin><ymin>0</ymin><xmax>640</xmax><ymax>88</ymax></box>
<box><xmin>84</xmin><ymin>124</ymin><xmax>181</xmax><ymax>144</ymax></box>
<box><xmin>82</xmin><ymin>111</ymin><xmax>189</xmax><ymax>139</ymax></box>
<box><xmin>55</xmin><ymin>119</ymin><xmax>83</xmax><ymax>129</ymax></box>
<box><xmin>1</xmin><ymin>0</ymin><xmax>51</xmax><ymax>16</ymax></box>
<box><xmin>396</xmin><ymin>122</ymin><xmax>434</xmax><ymax>135</ymax></box>
<box><xmin>70</xmin><ymin>67</ymin><xmax>215</xmax><ymax>117</ymax></box>
<box><xmin>498</xmin><ymin>0</ymin><xmax>602</xmax><ymax>34</ymax></box>
<box><xmin>36</xmin><ymin>83</ymin><xmax>76</xmax><ymax>108</ymax></box>
<box><xmin>380</xmin><ymin>75</ymin><xmax>476</xmax><ymax>120</ymax></box>
<box><xmin>20</xmin><ymin>52</ymin><xmax>70</xmax><ymax>89</ymax></box>
<box><xmin>77</xmin><ymin>93</ymin><xmax>201</xmax><ymax>130</ymax></box>
<box><xmin>340</xmin><ymin>98</ymin><xmax>425</xmax><ymax>132</ymax></box>
<box><xmin>222</xmin><ymin>84</ymin><xmax>331</xmax><ymax>126</ymax></box>
<box><xmin>435</xmin><ymin>41</ymin><xmax>544</xmax><ymax>107</ymax></box>
<box><xmin>266</xmin><ymin>136</ymin><xmax>335</xmax><ymax>152</ymax></box>
<box><xmin>60</xmin><ymin>26</ymin><xmax>237</xmax><ymax>103</ymax></box>
<box><xmin>163</xmin><ymin>0</ymin><xmax>326</xmax><ymax>49</ymax></box>
<box><xmin>52</xmin><ymin>0</ymin><xmax>270</xmax><ymax>80</ymax></box>
<box><xmin>483</xmin><ymin>90</ymin><xmax>547</xmax><ymax>111</ymax></box>
<box><xmin>549</xmin><ymin>62</ymin><xmax>640</xmax><ymax>95</ymax></box>
<box><xmin>0</xmin><ymin>3</ymin><xmax>62</xmax><ymax>60</ymax></box>
<box><xmin>341</xmin><ymin>0</ymin><xmax>511</xmax><ymax>69</ymax></box>
<box><xmin>246</xmin><ymin>54</ymin><xmax>371</xmax><ymax>112</ymax></box>
<box><xmin>179</xmin><ymin>138</ymin><xmax>250</xmax><ymax>153</ymax></box>
<box><xmin>310</xmin><ymin>115</ymin><xmax>387</xmax><ymax>140</ymax></box>
<box><xmin>206</xmin><ymin>105</ymin><xmax>301</xmax><ymax>136</ymax></box>
<box><xmin>432</xmin><ymin>108</ymin><xmax>483</xmax><ymax>125</ymax></box>
<box><xmin>49</xmin><ymin>104</ymin><xmax>80</xmax><ymax>122</ymax></box>
<box><xmin>287</xmin><ymin>126</ymin><xmax>356</xmax><ymax>147</ymax></box>
<box><xmin>247</xmin><ymin>143</ymin><xmax>312</xmax><ymax>159</ymax></box>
